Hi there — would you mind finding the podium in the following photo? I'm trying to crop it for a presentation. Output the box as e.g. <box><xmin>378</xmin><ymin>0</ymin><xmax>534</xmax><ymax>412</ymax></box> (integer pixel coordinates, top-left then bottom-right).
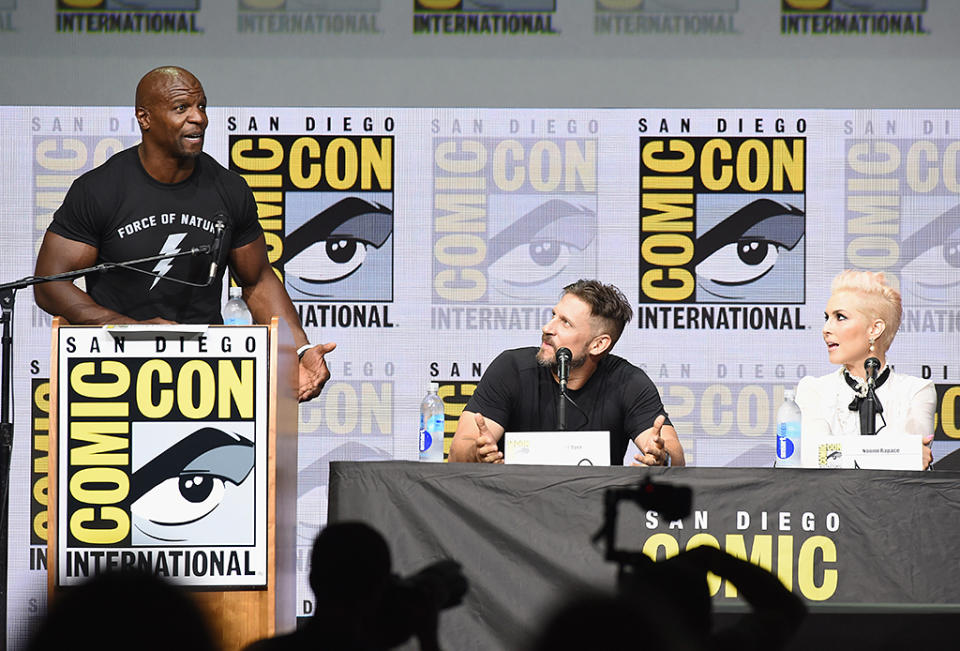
<box><xmin>46</xmin><ymin>317</ymin><xmax>299</xmax><ymax>651</ymax></box>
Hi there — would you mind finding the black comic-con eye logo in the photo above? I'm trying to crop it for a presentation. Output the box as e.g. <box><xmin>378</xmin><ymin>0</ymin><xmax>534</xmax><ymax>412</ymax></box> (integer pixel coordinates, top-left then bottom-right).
<box><xmin>899</xmin><ymin>204</ymin><xmax>960</xmax><ymax>305</ymax></box>
<box><xmin>694</xmin><ymin>198</ymin><xmax>805</xmax><ymax>302</ymax></box>
<box><xmin>487</xmin><ymin>199</ymin><xmax>596</xmax><ymax>302</ymax></box>
<box><xmin>281</xmin><ymin>197</ymin><xmax>393</xmax><ymax>300</ymax></box>
<box><xmin>131</xmin><ymin>428</ymin><xmax>254</xmax><ymax>543</ymax></box>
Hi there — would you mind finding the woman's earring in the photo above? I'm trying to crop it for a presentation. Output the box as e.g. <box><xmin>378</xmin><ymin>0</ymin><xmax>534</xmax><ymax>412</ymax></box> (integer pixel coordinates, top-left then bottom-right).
<box><xmin>869</xmin><ymin>338</ymin><xmax>875</xmax><ymax>353</ymax></box>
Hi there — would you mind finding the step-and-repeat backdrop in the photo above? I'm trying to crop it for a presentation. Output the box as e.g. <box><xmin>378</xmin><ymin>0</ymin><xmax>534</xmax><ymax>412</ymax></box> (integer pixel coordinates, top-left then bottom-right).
<box><xmin>4</xmin><ymin>106</ymin><xmax>960</xmax><ymax>642</ymax></box>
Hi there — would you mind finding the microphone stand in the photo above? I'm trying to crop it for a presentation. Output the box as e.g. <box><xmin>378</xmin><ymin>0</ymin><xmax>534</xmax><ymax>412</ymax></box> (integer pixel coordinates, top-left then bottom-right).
<box><xmin>863</xmin><ymin>368</ymin><xmax>878</xmax><ymax>436</ymax></box>
<box><xmin>558</xmin><ymin>381</ymin><xmax>567</xmax><ymax>431</ymax></box>
<box><xmin>0</xmin><ymin>244</ymin><xmax>209</xmax><ymax>642</ymax></box>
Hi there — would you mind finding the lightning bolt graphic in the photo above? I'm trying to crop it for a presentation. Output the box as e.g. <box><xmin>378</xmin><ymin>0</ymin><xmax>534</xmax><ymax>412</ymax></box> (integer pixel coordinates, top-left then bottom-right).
<box><xmin>150</xmin><ymin>233</ymin><xmax>188</xmax><ymax>290</ymax></box>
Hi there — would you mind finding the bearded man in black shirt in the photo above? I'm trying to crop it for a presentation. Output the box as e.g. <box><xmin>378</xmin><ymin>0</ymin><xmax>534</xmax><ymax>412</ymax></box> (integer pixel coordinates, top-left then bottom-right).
<box><xmin>34</xmin><ymin>66</ymin><xmax>334</xmax><ymax>402</ymax></box>
<box><xmin>449</xmin><ymin>280</ymin><xmax>684</xmax><ymax>466</ymax></box>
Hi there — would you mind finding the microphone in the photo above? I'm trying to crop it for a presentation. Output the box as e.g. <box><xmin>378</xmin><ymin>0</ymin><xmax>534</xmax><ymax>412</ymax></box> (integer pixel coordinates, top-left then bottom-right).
<box><xmin>862</xmin><ymin>356</ymin><xmax>882</xmax><ymax>436</ymax></box>
<box><xmin>556</xmin><ymin>347</ymin><xmax>572</xmax><ymax>431</ymax></box>
<box><xmin>206</xmin><ymin>215</ymin><xmax>227</xmax><ymax>286</ymax></box>
<box><xmin>556</xmin><ymin>347</ymin><xmax>572</xmax><ymax>392</ymax></box>
<box><xmin>864</xmin><ymin>357</ymin><xmax>881</xmax><ymax>388</ymax></box>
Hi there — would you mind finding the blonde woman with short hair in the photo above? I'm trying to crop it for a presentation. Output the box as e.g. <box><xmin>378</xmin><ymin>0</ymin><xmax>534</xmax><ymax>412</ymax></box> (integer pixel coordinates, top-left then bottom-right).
<box><xmin>795</xmin><ymin>270</ymin><xmax>935</xmax><ymax>469</ymax></box>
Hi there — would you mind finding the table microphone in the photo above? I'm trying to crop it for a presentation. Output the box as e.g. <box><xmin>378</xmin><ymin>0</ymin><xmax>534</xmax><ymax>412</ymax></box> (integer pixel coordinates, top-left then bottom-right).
<box><xmin>863</xmin><ymin>356</ymin><xmax>882</xmax><ymax>435</ymax></box>
<box><xmin>556</xmin><ymin>347</ymin><xmax>572</xmax><ymax>431</ymax></box>
<box><xmin>556</xmin><ymin>347</ymin><xmax>572</xmax><ymax>393</ymax></box>
<box><xmin>864</xmin><ymin>357</ymin><xmax>881</xmax><ymax>388</ymax></box>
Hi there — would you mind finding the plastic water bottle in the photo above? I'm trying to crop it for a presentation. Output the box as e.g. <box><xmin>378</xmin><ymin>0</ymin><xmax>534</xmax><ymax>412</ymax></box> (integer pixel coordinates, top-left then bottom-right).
<box><xmin>776</xmin><ymin>388</ymin><xmax>802</xmax><ymax>467</ymax></box>
<box><xmin>223</xmin><ymin>286</ymin><xmax>253</xmax><ymax>325</ymax></box>
<box><xmin>419</xmin><ymin>382</ymin><xmax>445</xmax><ymax>462</ymax></box>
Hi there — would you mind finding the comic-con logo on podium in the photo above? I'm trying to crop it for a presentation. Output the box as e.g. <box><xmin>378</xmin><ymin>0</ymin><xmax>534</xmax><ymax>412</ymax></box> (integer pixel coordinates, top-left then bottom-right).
<box><xmin>637</xmin><ymin>135</ymin><xmax>806</xmax><ymax>331</ymax></box>
<box><xmin>56</xmin><ymin>0</ymin><xmax>203</xmax><ymax>34</ymax></box>
<box><xmin>229</xmin><ymin>130</ymin><xmax>395</xmax><ymax>329</ymax></box>
<box><xmin>56</xmin><ymin>327</ymin><xmax>268</xmax><ymax>587</ymax></box>
<box><xmin>431</xmin><ymin>131</ymin><xmax>598</xmax><ymax>330</ymax></box>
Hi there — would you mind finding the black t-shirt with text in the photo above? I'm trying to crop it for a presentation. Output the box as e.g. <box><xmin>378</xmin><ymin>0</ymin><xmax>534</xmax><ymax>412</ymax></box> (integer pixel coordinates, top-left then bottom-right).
<box><xmin>49</xmin><ymin>146</ymin><xmax>262</xmax><ymax>323</ymax></box>
<box><xmin>465</xmin><ymin>347</ymin><xmax>670</xmax><ymax>465</ymax></box>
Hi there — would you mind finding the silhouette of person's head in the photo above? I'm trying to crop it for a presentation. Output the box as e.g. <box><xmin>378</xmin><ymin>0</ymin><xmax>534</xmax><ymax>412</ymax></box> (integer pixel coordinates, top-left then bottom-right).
<box><xmin>309</xmin><ymin>520</ymin><xmax>392</xmax><ymax>611</ymax></box>
<box><xmin>28</xmin><ymin>569</ymin><xmax>216</xmax><ymax>651</ymax></box>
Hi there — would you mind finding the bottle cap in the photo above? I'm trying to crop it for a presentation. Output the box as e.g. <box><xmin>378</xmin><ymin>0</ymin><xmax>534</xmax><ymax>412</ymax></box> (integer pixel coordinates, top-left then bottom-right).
<box><xmin>429</xmin><ymin>381</ymin><xmax>439</xmax><ymax>392</ymax></box>
<box><xmin>229</xmin><ymin>286</ymin><xmax>242</xmax><ymax>298</ymax></box>
<box><xmin>784</xmin><ymin>388</ymin><xmax>796</xmax><ymax>400</ymax></box>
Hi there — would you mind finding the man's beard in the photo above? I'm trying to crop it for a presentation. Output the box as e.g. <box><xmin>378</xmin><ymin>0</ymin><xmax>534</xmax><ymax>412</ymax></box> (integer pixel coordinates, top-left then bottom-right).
<box><xmin>536</xmin><ymin>345</ymin><xmax>587</xmax><ymax>370</ymax></box>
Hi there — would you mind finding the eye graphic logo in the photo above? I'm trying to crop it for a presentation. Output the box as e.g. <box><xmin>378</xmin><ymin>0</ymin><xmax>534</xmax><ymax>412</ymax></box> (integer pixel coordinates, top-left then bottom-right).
<box><xmin>898</xmin><ymin>204</ymin><xmax>960</xmax><ymax>306</ymax></box>
<box><xmin>845</xmin><ymin>138</ymin><xmax>959</xmax><ymax>312</ymax></box>
<box><xmin>694</xmin><ymin>197</ymin><xmax>805</xmax><ymax>302</ymax></box>
<box><xmin>282</xmin><ymin>196</ymin><xmax>393</xmax><ymax>302</ymax></box>
<box><xmin>639</xmin><ymin>136</ymin><xmax>805</xmax><ymax>304</ymax></box>
<box><xmin>131</xmin><ymin>426</ymin><xmax>255</xmax><ymax>545</ymax></box>
<box><xmin>486</xmin><ymin>198</ymin><xmax>597</xmax><ymax>302</ymax></box>
<box><xmin>432</xmin><ymin>136</ymin><xmax>597</xmax><ymax>304</ymax></box>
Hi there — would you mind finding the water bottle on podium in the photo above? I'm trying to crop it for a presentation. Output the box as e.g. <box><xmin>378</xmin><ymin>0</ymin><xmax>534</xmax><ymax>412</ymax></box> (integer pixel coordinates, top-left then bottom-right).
<box><xmin>419</xmin><ymin>382</ymin><xmax>445</xmax><ymax>462</ymax></box>
<box><xmin>775</xmin><ymin>388</ymin><xmax>802</xmax><ymax>468</ymax></box>
<box><xmin>223</xmin><ymin>286</ymin><xmax>253</xmax><ymax>325</ymax></box>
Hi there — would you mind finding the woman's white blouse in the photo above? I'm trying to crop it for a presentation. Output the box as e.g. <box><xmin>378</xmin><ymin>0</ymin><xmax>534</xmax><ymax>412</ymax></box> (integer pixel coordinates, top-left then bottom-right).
<box><xmin>795</xmin><ymin>368</ymin><xmax>935</xmax><ymax>468</ymax></box>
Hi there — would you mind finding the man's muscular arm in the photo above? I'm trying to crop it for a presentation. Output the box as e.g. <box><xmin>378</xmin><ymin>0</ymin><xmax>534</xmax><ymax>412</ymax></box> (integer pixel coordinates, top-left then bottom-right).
<box><xmin>33</xmin><ymin>231</ymin><xmax>172</xmax><ymax>325</ymax></box>
<box><xmin>230</xmin><ymin>234</ymin><xmax>309</xmax><ymax>346</ymax></box>
<box><xmin>230</xmin><ymin>235</ymin><xmax>335</xmax><ymax>402</ymax></box>
<box><xmin>449</xmin><ymin>411</ymin><xmax>506</xmax><ymax>463</ymax></box>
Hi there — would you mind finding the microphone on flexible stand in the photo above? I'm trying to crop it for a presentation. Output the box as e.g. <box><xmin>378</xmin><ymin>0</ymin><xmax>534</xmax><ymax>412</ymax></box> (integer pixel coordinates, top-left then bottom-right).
<box><xmin>862</xmin><ymin>357</ymin><xmax>881</xmax><ymax>435</ymax></box>
<box><xmin>556</xmin><ymin>347</ymin><xmax>572</xmax><ymax>431</ymax></box>
<box><xmin>864</xmin><ymin>357</ymin><xmax>881</xmax><ymax>387</ymax></box>
<box><xmin>206</xmin><ymin>214</ymin><xmax>228</xmax><ymax>286</ymax></box>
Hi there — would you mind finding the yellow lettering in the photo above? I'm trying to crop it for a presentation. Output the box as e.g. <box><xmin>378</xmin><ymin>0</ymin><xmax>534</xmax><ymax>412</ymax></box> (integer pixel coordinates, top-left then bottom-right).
<box><xmin>289</xmin><ymin>137</ymin><xmax>323</xmax><ymax>189</ymax></box>
<box><xmin>361</xmin><ymin>137</ymin><xmax>392</xmax><ymax>190</ymax></box>
<box><xmin>701</xmin><ymin>139</ymin><xmax>733</xmax><ymax>191</ymax></box>
<box><xmin>70</xmin><ymin>360</ymin><xmax>130</xmax><ymax>399</ymax></box>
<box><xmin>69</xmin><ymin>467</ymin><xmax>128</xmax><ymax>505</ymax></box>
<box><xmin>69</xmin><ymin>506</ymin><xmax>129</xmax><ymax>545</ymax></box>
<box><xmin>641</xmin><ymin>268</ymin><xmax>694</xmax><ymax>302</ymax></box>
<box><xmin>70</xmin><ymin>422</ymin><xmax>129</xmax><ymax>466</ymax></box>
<box><xmin>219</xmin><ymin>359</ymin><xmax>254</xmax><ymax>419</ymax></box>
<box><xmin>797</xmin><ymin>535</ymin><xmax>838</xmax><ymax>601</ymax></box>
<box><xmin>136</xmin><ymin>359</ymin><xmax>173</xmax><ymax>419</ymax></box>
<box><xmin>231</xmin><ymin>138</ymin><xmax>284</xmax><ymax>172</ymax></box>
<box><xmin>642</xmin><ymin>533</ymin><xmax>680</xmax><ymax>561</ymax></box>
<box><xmin>177</xmin><ymin>360</ymin><xmax>216</xmax><ymax>419</ymax></box>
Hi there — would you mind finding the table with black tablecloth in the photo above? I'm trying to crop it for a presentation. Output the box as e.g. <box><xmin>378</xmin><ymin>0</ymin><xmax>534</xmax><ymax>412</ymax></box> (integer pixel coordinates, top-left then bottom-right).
<box><xmin>328</xmin><ymin>461</ymin><xmax>960</xmax><ymax>651</ymax></box>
